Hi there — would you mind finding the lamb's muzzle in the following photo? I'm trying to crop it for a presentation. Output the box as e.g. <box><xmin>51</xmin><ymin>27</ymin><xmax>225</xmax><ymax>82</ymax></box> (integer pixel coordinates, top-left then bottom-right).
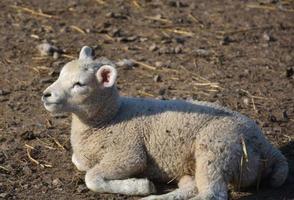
<box><xmin>42</xmin><ymin>46</ymin><xmax>288</xmax><ymax>200</ymax></box>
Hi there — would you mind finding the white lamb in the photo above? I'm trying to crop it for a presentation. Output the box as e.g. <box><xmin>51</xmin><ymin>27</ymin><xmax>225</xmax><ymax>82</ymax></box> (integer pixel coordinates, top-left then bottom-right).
<box><xmin>42</xmin><ymin>46</ymin><xmax>288</xmax><ymax>200</ymax></box>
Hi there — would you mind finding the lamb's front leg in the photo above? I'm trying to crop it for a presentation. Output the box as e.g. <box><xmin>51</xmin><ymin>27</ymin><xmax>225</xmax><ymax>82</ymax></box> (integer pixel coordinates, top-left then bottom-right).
<box><xmin>84</xmin><ymin>149</ymin><xmax>156</xmax><ymax>196</ymax></box>
<box><xmin>86</xmin><ymin>170</ymin><xmax>156</xmax><ymax>195</ymax></box>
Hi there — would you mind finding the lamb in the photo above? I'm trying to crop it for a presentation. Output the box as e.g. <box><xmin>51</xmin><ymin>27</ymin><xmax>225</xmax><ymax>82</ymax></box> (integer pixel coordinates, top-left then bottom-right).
<box><xmin>42</xmin><ymin>46</ymin><xmax>288</xmax><ymax>200</ymax></box>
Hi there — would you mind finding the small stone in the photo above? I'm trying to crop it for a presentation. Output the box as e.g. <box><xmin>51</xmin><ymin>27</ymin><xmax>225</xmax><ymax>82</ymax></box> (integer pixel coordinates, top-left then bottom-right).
<box><xmin>77</xmin><ymin>184</ymin><xmax>88</xmax><ymax>193</ymax></box>
<box><xmin>110</xmin><ymin>28</ymin><xmax>121</xmax><ymax>37</ymax></box>
<box><xmin>262</xmin><ymin>32</ymin><xmax>271</xmax><ymax>41</ymax></box>
<box><xmin>244</xmin><ymin>69</ymin><xmax>250</xmax><ymax>75</ymax></box>
<box><xmin>149</xmin><ymin>44</ymin><xmax>158</xmax><ymax>51</ymax></box>
<box><xmin>0</xmin><ymin>193</ymin><xmax>7</xmax><ymax>198</ymax></box>
<box><xmin>159</xmin><ymin>47</ymin><xmax>170</xmax><ymax>54</ymax></box>
<box><xmin>194</xmin><ymin>48</ymin><xmax>210</xmax><ymax>56</ymax></box>
<box><xmin>52</xmin><ymin>178</ymin><xmax>62</xmax><ymax>187</ymax></box>
<box><xmin>116</xmin><ymin>59</ymin><xmax>135</xmax><ymax>69</ymax></box>
<box><xmin>155</xmin><ymin>61</ymin><xmax>163</xmax><ymax>68</ymax></box>
<box><xmin>282</xmin><ymin>111</ymin><xmax>289</xmax><ymax>121</ymax></box>
<box><xmin>168</xmin><ymin>0</ymin><xmax>187</xmax><ymax>7</ymax></box>
<box><xmin>37</xmin><ymin>42</ymin><xmax>61</xmax><ymax>56</ymax></box>
<box><xmin>243</xmin><ymin>98</ymin><xmax>249</xmax><ymax>106</ymax></box>
<box><xmin>139</xmin><ymin>37</ymin><xmax>148</xmax><ymax>42</ymax></box>
<box><xmin>53</xmin><ymin>52</ymin><xmax>60</xmax><ymax>60</ymax></box>
<box><xmin>126</xmin><ymin>35</ymin><xmax>138</xmax><ymax>42</ymax></box>
<box><xmin>106</xmin><ymin>12</ymin><xmax>115</xmax><ymax>18</ymax></box>
<box><xmin>174</xmin><ymin>37</ymin><xmax>185</xmax><ymax>44</ymax></box>
<box><xmin>117</xmin><ymin>35</ymin><xmax>138</xmax><ymax>42</ymax></box>
<box><xmin>286</xmin><ymin>67</ymin><xmax>294</xmax><ymax>78</ymax></box>
<box><xmin>221</xmin><ymin>36</ymin><xmax>234</xmax><ymax>45</ymax></box>
<box><xmin>269</xmin><ymin>114</ymin><xmax>277</xmax><ymax>122</ymax></box>
<box><xmin>262</xmin><ymin>33</ymin><xmax>277</xmax><ymax>42</ymax></box>
<box><xmin>21</xmin><ymin>131</ymin><xmax>36</xmax><ymax>140</ymax></box>
<box><xmin>153</xmin><ymin>75</ymin><xmax>162</xmax><ymax>82</ymax></box>
<box><xmin>174</xmin><ymin>46</ymin><xmax>182</xmax><ymax>54</ymax></box>
<box><xmin>0</xmin><ymin>89</ymin><xmax>10</xmax><ymax>96</ymax></box>
<box><xmin>22</xmin><ymin>166</ymin><xmax>32</xmax><ymax>175</ymax></box>
<box><xmin>0</xmin><ymin>152</ymin><xmax>6</xmax><ymax>164</ymax></box>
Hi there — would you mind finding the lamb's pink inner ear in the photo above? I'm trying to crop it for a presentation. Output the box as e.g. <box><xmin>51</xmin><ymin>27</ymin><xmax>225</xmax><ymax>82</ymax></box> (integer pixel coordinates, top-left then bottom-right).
<box><xmin>101</xmin><ymin>69</ymin><xmax>110</xmax><ymax>84</ymax></box>
<box><xmin>97</xmin><ymin>65</ymin><xmax>117</xmax><ymax>87</ymax></box>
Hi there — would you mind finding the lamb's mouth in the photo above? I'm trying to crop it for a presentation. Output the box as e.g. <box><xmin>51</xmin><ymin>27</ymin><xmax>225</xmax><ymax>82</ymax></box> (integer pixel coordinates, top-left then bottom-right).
<box><xmin>43</xmin><ymin>101</ymin><xmax>64</xmax><ymax>112</ymax></box>
<box><xmin>44</xmin><ymin>102</ymin><xmax>61</xmax><ymax>106</ymax></box>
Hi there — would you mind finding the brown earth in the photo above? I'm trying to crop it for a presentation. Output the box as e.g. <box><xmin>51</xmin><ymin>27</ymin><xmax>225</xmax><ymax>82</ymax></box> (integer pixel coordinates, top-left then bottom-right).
<box><xmin>0</xmin><ymin>0</ymin><xmax>294</xmax><ymax>199</ymax></box>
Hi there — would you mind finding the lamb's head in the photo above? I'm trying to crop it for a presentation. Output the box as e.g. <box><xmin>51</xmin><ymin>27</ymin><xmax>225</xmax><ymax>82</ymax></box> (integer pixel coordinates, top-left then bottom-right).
<box><xmin>42</xmin><ymin>46</ymin><xmax>118</xmax><ymax>117</ymax></box>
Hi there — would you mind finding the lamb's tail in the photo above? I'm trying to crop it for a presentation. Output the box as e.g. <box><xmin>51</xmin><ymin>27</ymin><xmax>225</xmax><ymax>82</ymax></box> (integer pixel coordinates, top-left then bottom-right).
<box><xmin>268</xmin><ymin>147</ymin><xmax>288</xmax><ymax>187</ymax></box>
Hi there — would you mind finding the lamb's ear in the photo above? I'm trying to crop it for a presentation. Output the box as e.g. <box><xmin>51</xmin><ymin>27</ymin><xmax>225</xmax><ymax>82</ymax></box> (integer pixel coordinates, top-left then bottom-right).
<box><xmin>96</xmin><ymin>65</ymin><xmax>117</xmax><ymax>88</ymax></box>
<box><xmin>79</xmin><ymin>46</ymin><xmax>93</xmax><ymax>60</ymax></box>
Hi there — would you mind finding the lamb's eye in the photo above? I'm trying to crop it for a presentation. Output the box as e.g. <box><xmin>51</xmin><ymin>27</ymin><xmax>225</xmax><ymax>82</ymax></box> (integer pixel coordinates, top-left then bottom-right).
<box><xmin>72</xmin><ymin>82</ymin><xmax>88</xmax><ymax>93</ymax></box>
<box><xmin>73</xmin><ymin>82</ymin><xmax>86</xmax><ymax>87</ymax></box>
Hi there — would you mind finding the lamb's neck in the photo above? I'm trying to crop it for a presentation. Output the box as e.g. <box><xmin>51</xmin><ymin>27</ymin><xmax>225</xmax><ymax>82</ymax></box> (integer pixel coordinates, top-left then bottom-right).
<box><xmin>71</xmin><ymin>89</ymin><xmax>121</xmax><ymax>129</ymax></box>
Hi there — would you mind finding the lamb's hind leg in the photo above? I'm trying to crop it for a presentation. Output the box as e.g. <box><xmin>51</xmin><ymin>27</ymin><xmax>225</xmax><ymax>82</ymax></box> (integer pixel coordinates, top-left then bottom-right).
<box><xmin>141</xmin><ymin>175</ymin><xmax>197</xmax><ymax>200</ymax></box>
<box><xmin>189</xmin><ymin>152</ymin><xmax>228</xmax><ymax>200</ymax></box>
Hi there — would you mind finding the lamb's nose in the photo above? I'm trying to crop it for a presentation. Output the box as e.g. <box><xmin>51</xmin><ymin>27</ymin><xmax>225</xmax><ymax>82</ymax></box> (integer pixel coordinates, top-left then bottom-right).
<box><xmin>42</xmin><ymin>92</ymin><xmax>51</xmax><ymax>101</ymax></box>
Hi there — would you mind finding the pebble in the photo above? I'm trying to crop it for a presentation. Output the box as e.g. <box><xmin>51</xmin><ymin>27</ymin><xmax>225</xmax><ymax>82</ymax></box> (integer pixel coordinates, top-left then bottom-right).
<box><xmin>52</xmin><ymin>178</ymin><xmax>62</xmax><ymax>187</ymax></box>
<box><xmin>0</xmin><ymin>89</ymin><xmax>10</xmax><ymax>96</ymax></box>
<box><xmin>37</xmin><ymin>42</ymin><xmax>61</xmax><ymax>57</ymax></box>
<box><xmin>110</xmin><ymin>28</ymin><xmax>121</xmax><ymax>37</ymax></box>
<box><xmin>194</xmin><ymin>48</ymin><xmax>210</xmax><ymax>56</ymax></box>
<box><xmin>243</xmin><ymin>97</ymin><xmax>249</xmax><ymax>106</ymax></box>
<box><xmin>106</xmin><ymin>12</ymin><xmax>115</xmax><ymax>18</ymax></box>
<box><xmin>174</xmin><ymin>45</ymin><xmax>182</xmax><ymax>54</ymax></box>
<box><xmin>159</xmin><ymin>46</ymin><xmax>170</xmax><ymax>54</ymax></box>
<box><xmin>221</xmin><ymin>36</ymin><xmax>234</xmax><ymax>45</ymax></box>
<box><xmin>149</xmin><ymin>44</ymin><xmax>158</xmax><ymax>51</ymax></box>
<box><xmin>0</xmin><ymin>152</ymin><xmax>6</xmax><ymax>164</ymax></box>
<box><xmin>282</xmin><ymin>111</ymin><xmax>289</xmax><ymax>121</ymax></box>
<box><xmin>262</xmin><ymin>33</ymin><xmax>277</xmax><ymax>42</ymax></box>
<box><xmin>0</xmin><ymin>193</ymin><xmax>7</xmax><ymax>198</ymax></box>
<box><xmin>22</xmin><ymin>166</ymin><xmax>32</xmax><ymax>175</ymax></box>
<box><xmin>77</xmin><ymin>184</ymin><xmax>88</xmax><ymax>193</ymax></box>
<box><xmin>153</xmin><ymin>74</ymin><xmax>162</xmax><ymax>82</ymax></box>
<box><xmin>269</xmin><ymin>114</ymin><xmax>277</xmax><ymax>122</ymax></box>
<box><xmin>116</xmin><ymin>36</ymin><xmax>138</xmax><ymax>43</ymax></box>
<box><xmin>262</xmin><ymin>32</ymin><xmax>271</xmax><ymax>41</ymax></box>
<box><xmin>174</xmin><ymin>37</ymin><xmax>185</xmax><ymax>44</ymax></box>
<box><xmin>286</xmin><ymin>67</ymin><xmax>293</xmax><ymax>78</ymax></box>
<box><xmin>53</xmin><ymin>52</ymin><xmax>60</xmax><ymax>60</ymax></box>
<box><xmin>116</xmin><ymin>59</ymin><xmax>135</xmax><ymax>69</ymax></box>
<box><xmin>139</xmin><ymin>37</ymin><xmax>148</xmax><ymax>42</ymax></box>
<box><xmin>155</xmin><ymin>61</ymin><xmax>163</xmax><ymax>68</ymax></box>
<box><xmin>21</xmin><ymin>131</ymin><xmax>36</xmax><ymax>140</ymax></box>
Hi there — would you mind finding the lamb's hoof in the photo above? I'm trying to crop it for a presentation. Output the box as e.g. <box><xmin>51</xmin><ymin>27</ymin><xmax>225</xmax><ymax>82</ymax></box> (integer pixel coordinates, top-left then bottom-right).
<box><xmin>135</xmin><ymin>178</ymin><xmax>156</xmax><ymax>196</ymax></box>
<box><xmin>139</xmin><ymin>182</ymin><xmax>158</xmax><ymax>200</ymax></box>
<box><xmin>148</xmin><ymin>181</ymin><xmax>157</xmax><ymax>195</ymax></box>
<box><xmin>140</xmin><ymin>195</ymin><xmax>159</xmax><ymax>200</ymax></box>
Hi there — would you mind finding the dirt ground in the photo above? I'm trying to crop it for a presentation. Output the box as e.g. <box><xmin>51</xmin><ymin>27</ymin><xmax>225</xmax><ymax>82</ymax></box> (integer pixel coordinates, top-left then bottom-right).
<box><xmin>0</xmin><ymin>0</ymin><xmax>293</xmax><ymax>199</ymax></box>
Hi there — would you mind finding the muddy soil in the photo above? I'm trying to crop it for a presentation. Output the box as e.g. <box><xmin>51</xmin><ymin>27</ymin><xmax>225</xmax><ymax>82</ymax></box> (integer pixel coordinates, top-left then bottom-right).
<box><xmin>0</xmin><ymin>0</ymin><xmax>293</xmax><ymax>199</ymax></box>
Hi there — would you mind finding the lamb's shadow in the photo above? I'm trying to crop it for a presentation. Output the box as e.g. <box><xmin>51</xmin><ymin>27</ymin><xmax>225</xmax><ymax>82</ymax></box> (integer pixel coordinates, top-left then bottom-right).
<box><xmin>112</xmin><ymin>98</ymin><xmax>233</xmax><ymax>124</ymax></box>
<box><xmin>235</xmin><ymin>141</ymin><xmax>294</xmax><ymax>200</ymax></box>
